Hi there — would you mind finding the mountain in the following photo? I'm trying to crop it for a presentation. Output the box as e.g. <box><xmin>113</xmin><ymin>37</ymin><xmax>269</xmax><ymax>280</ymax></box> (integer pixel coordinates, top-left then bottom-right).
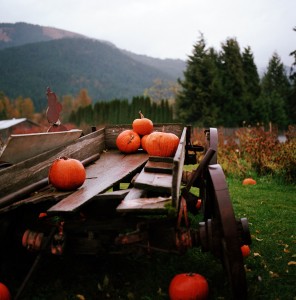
<box><xmin>0</xmin><ymin>22</ymin><xmax>185</xmax><ymax>111</ymax></box>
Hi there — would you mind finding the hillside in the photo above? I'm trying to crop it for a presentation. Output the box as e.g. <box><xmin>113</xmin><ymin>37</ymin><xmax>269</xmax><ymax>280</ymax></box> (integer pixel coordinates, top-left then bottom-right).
<box><xmin>0</xmin><ymin>23</ymin><xmax>185</xmax><ymax>111</ymax></box>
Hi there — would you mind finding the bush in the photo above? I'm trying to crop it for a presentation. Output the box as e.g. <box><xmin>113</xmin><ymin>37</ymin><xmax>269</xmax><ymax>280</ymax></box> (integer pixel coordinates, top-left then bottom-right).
<box><xmin>192</xmin><ymin>126</ymin><xmax>296</xmax><ymax>183</ymax></box>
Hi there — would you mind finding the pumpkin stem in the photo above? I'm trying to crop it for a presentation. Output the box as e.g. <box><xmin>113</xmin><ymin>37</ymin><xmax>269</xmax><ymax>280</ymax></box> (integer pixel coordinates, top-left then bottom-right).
<box><xmin>59</xmin><ymin>156</ymin><xmax>69</xmax><ymax>160</ymax></box>
<box><xmin>139</xmin><ymin>110</ymin><xmax>145</xmax><ymax>119</ymax></box>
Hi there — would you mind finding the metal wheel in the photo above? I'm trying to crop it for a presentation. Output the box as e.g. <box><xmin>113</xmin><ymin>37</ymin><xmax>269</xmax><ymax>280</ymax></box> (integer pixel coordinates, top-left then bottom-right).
<box><xmin>205</xmin><ymin>164</ymin><xmax>248</xmax><ymax>299</ymax></box>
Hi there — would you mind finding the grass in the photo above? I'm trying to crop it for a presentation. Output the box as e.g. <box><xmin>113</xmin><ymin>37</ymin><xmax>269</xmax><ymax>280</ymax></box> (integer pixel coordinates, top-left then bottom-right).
<box><xmin>17</xmin><ymin>177</ymin><xmax>296</xmax><ymax>300</ymax></box>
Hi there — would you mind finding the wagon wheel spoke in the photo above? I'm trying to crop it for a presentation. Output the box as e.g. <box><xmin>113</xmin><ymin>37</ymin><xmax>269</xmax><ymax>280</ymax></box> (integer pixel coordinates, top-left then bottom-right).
<box><xmin>204</xmin><ymin>128</ymin><xmax>218</xmax><ymax>165</ymax></box>
<box><xmin>207</xmin><ymin>164</ymin><xmax>247</xmax><ymax>300</ymax></box>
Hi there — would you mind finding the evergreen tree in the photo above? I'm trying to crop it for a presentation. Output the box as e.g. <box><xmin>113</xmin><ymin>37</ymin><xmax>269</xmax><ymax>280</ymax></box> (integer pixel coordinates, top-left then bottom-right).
<box><xmin>218</xmin><ymin>38</ymin><xmax>247</xmax><ymax>127</ymax></box>
<box><xmin>260</xmin><ymin>53</ymin><xmax>290</xmax><ymax>128</ymax></box>
<box><xmin>242</xmin><ymin>46</ymin><xmax>261</xmax><ymax>125</ymax></box>
<box><xmin>176</xmin><ymin>34</ymin><xmax>220</xmax><ymax>127</ymax></box>
<box><xmin>287</xmin><ymin>27</ymin><xmax>296</xmax><ymax>125</ymax></box>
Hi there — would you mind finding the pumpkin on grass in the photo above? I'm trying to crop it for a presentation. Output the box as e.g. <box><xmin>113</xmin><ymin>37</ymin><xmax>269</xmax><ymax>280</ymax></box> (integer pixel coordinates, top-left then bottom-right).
<box><xmin>48</xmin><ymin>157</ymin><xmax>86</xmax><ymax>191</ymax></box>
<box><xmin>0</xmin><ymin>282</ymin><xmax>11</xmax><ymax>300</ymax></box>
<box><xmin>145</xmin><ymin>132</ymin><xmax>179</xmax><ymax>157</ymax></box>
<box><xmin>132</xmin><ymin>111</ymin><xmax>153</xmax><ymax>136</ymax></box>
<box><xmin>169</xmin><ymin>273</ymin><xmax>209</xmax><ymax>300</ymax></box>
<box><xmin>116</xmin><ymin>129</ymin><xmax>141</xmax><ymax>153</ymax></box>
<box><xmin>241</xmin><ymin>244</ymin><xmax>251</xmax><ymax>257</ymax></box>
<box><xmin>242</xmin><ymin>178</ymin><xmax>256</xmax><ymax>185</ymax></box>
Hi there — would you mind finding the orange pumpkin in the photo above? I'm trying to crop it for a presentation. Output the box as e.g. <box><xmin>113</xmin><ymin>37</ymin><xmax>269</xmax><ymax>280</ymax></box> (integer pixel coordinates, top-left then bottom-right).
<box><xmin>145</xmin><ymin>132</ymin><xmax>179</xmax><ymax>157</ymax></box>
<box><xmin>141</xmin><ymin>134</ymin><xmax>150</xmax><ymax>151</ymax></box>
<box><xmin>242</xmin><ymin>178</ymin><xmax>256</xmax><ymax>185</ymax></box>
<box><xmin>116</xmin><ymin>129</ymin><xmax>141</xmax><ymax>153</ymax></box>
<box><xmin>132</xmin><ymin>111</ymin><xmax>153</xmax><ymax>136</ymax></box>
<box><xmin>241</xmin><ymin>245</ymin><xmax>251</xmax><ymax>257</ymax></box>
<box><xmin>169</xmin><ymin>273</ymin><xmax>209</xmax><ymax>300</ymax></box>
<box><xmin>48</xmin><ymin>157</ymin><xmax>86</xmax><ymax>191</ymax></box>
<box><xmin>0</xmin><ymin>283</ymin><xmax>11</xmax><ymax>300</ymax></box>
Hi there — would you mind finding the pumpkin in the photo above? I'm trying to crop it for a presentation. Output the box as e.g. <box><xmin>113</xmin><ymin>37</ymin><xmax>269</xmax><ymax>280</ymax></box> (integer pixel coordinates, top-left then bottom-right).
<box><xmin>132</xmin><ymin>111</ymin><xmax>153</xmax><ymax>136</ymax></box>
<box><xmin>0</xmin><ymin>283</ymin><xmax>11</xmax><ymax>300</ymax></box>
<box><xmin>48</xmin><ymin>157</ymin><xmax>86</xmax><ymax>191</ymax></box>
<box><xmin>241</xmin><ymin>245</ymin><xmax>251</xmax><ymax>257</ymax></box>
<box><xmin>242</xmin><ymin>178</ymin><xmax>256</xmax><ymax>185</ymax></box>
<box><xmin>116</xmin><ymin>129</ymin><xmax>141</xmax><ymax>153</ymax></box>
<box><xmin>141</xmin><ymin>134</ymin><xmax>150</xmax><ymax>151</ymax></box>
<box><xmin>145</xmin><ymin>132</ymin><xmax>179</xmax><ymax>157</ymax></box>
<box><xmin>169</xmin><ymin>273</ymin><xmax>209</xmax><ymax>300</ymax></box>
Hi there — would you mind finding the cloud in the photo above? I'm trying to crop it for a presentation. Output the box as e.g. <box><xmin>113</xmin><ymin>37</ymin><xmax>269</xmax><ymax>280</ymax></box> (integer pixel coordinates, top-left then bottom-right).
<box><xmin>1</xmin><ymin>0</ymin><xmax>295</xmax><ymax>68</ymax></box>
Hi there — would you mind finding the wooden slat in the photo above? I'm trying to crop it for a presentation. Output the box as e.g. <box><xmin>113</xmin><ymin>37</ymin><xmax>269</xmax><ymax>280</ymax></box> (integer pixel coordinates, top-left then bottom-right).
<box><xmin>0</xmin><ymin>129</ymin><xmax>82</xmax><ymax>164</ymax></box>
<box><xmin>144</xmin><ymin>159</ymin><xmax>173</xmax><ymax>174</ymax></box>
<box><xmin>0</xmin><ymin>128</ymin><xmax>105</xmax><ymax>198</ymax></box>
<box><xmin>134</xmin><ymin>170</ymin><xmax>172</xmax><ymax>193</ymax></box>
<box><xmin>171</xmin><ymin>127</ymin><xmax>187</xmax><ymax>207</ymax></box>
<box><xmin>116</xmin><ymin>196</ymin><xmax>171</xmax><ymax>212</ymax></box>
<box><xmin>47</xmin><ymin>151</ymin><xmax>148</xmax><ymax>213</ymax></box>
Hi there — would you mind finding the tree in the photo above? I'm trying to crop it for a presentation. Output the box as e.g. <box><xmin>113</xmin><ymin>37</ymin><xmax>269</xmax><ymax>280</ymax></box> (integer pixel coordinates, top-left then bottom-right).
<box><xmin>218</xmin><ymin>38</ymin><xmax>248</xmax><ymax>127</ymax></box>
<box><xmin>176</xmin><ymin>34</ymin><xmax>220</xmax><ymax>127</ymax></box>
<box><xmin>260</xmin><ymin>52</ymin><xmax>290</xmax><ymax>128</ymax></box>
<box><xmin>287</xmin><ymin>27</ymin><xmax>296</xmax><ymax>125</ymax></box>
<box><xmin>241</xmin><ymin>46</ymin><xmax>261</xmax><ymax>124</ymax></box>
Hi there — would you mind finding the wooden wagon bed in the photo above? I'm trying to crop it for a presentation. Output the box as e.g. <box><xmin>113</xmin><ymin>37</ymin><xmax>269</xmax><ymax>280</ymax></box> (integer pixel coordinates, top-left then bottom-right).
<box><xmin>0</xmin><ymin>123</ymin><xmax>186</xmax><ymax>215</ymax></box>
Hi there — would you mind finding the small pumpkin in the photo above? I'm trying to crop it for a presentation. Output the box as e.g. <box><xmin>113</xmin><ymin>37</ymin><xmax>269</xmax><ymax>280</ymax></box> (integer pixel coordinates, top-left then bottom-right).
<box><xmin>169</xmin><ymin>273</ymin><xmax>209</xmax><ymax>300</ymax></box>
<box><xmin>241</xmin><ymin>245</ymin><xmax>251</xmax><ymax>257</ymax></box>
<box><xmin>132</xmin><ymin>111</ymin><xmax>153</xmax><ymax>136</ymax></box>
<box><xmin>140</xmin><ymin>134</ymin><xmax>150</xmax><ymax>152</ymax></box>
<box><xmin>242</xmin><ymin>178</ymin><xmax>256</xmax><ymax>185</ymax></box>
<box><xmin>48</xmin><ymin>157</ymin><xmax>86</xmax><ymax>191</ymax></box>
<box><xmin>0</xmin><ymin>282</ymin><xmax>11</xmax><ymax>300</ymax></box>
<box><xmin>145</xmin><ymin>132</ymin><xmax>179</xmax><ymax>157</ymax></box>
<box><xmin>116</xmin><ymin>129</ymin><xmax>141</xmax><ymax>153</ymax></box>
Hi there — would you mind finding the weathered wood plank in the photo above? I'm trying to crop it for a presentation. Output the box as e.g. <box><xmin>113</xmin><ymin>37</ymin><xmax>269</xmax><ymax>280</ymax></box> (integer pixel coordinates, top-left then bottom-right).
<box><xmin>171</xmin><ymin>127</ymin><xmax>187</xmax><ymax>207</ymax></box>
<box><xmin>134</xmin><ymin>170</ymin><xmax>172</xmax><ymax>193</ymax></box>
<box><xmin>0</xmin><ymin>129</ymin><xmax>82</xmax><ymax>164</ymax></box>
<box><xmin>0</xmin><ymin>128</ymin><xmax>105</xmax><ymax>198</ymax></box>
<box><xmin>117</xmin><ymin>195</ymin><xmax>171</xmax><ymax>212</ymax></box>
<box><xmin>144</xmin><ymin>157</ymin><xmax>173</xmax><ymax>174</ymax></box>
<box><xmin>47</xmin><ymin>151</ymin><xmax>149</xmax><ymax>213</ymax></box>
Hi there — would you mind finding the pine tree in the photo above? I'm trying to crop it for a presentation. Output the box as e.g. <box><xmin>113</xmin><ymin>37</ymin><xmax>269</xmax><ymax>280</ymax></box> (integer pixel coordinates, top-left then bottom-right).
<box><xmin>176</xmin><ymin>34</ymin><xmax>220</xmax><ymax>127</ymax></box>
<box><xmin>260</xmin><ymin>53</ymin><xmax>290</xmax><ymax>128</ymax></box>
<box><xmin>287</xmin><ymin>27</ymin><xmax>296</xmax><ymax>125</ymax></box>
<box><xmin>241</xmin><ymin>46</ymin><xmax>261</xmax><ymax>125</ymax></box>
<box><xmin>218</xmin><ymin>38</ymin><xmax>247</xmax><ymax>127</ymax></box>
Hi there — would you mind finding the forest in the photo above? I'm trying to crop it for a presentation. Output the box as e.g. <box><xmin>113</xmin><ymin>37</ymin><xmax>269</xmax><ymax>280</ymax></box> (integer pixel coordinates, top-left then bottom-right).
<box><xmin>0</xmin><ymin>31</ymin><xmax>295</xmax><ymax>130</ymax></box>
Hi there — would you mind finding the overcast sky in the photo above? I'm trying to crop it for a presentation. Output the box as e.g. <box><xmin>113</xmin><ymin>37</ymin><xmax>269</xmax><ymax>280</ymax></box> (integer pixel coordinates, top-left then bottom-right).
<box><xmin>1</xmin><ymin>0</ymin><xmax>295</xmax><ymax>71</ymax></box>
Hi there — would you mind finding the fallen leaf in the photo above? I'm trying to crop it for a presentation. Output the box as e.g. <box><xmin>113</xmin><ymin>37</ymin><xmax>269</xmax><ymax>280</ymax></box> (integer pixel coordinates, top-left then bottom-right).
<box><xmin>269</xmin><ymin>271</ymin><xmax>279</xmax><ymax>278</ymax></box>
<box><xmin>103</xmin><ymin>275</ymin><xmax>109</xmax><ymax>287</ymax></box>
<box><xmin>256</xmin><ymin>237</ymin><xmax>263</xmax><ymax>242</ymax></box>
<box><xmin>284</xmin><ymin>248</ymin><xmax>290</xmax><ymax>253</ymax></box>
<box><xmin>127</xmin><ymin>292</ymin><xmax>135</xmax><ymax>300</ymax></box>
<box><xmin>288</xmin><ymin>261</ymin><xmax>296</xmax><ymax>265</ymax></box>
<box><xmin>76</xmin><ymin>295</ymin><xmax>85</xmax><ymax>300</ymax></box>
<box><xmin>254</xmin><ymin>252</ymin><xmax>261</xmax><ymax>257</ymax></box>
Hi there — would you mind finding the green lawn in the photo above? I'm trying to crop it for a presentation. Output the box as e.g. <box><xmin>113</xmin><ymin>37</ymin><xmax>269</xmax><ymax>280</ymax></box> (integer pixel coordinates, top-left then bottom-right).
<box><xmin>19</xmin><ymin>177</ymin><xmax>296</xmax><ymax>300</ymax></box>
<box><xmin>228</xmin><ymin>177</ymin><xmax>296</xmax><ymax>300</ymax></box>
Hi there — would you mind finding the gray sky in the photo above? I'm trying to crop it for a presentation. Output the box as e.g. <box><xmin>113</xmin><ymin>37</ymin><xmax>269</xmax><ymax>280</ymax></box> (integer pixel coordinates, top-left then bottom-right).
<box><xmin>1</xmin><ymin>0</ymin><xmax>295</xmax><ymax>70</ymax></box>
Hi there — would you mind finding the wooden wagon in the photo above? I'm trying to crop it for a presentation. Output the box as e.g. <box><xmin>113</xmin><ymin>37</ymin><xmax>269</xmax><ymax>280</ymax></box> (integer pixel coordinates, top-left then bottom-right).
<box><xmin>0</xmin><ymin>90</ymin><xmax>251</xmax><ymax>299</ymax></box>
